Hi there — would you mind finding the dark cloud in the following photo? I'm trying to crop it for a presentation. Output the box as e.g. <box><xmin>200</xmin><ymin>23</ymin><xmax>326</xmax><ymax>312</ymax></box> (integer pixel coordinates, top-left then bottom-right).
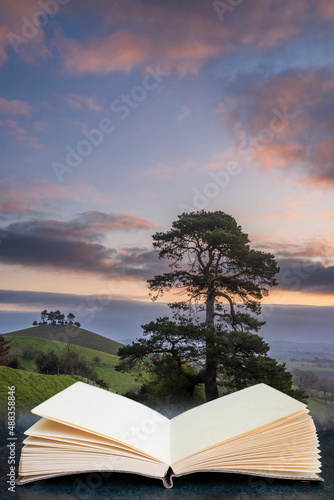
<box><xmin>0</xmin><ymin>290</ymin><xmax>333</xmax><ymax>345</ymax></box>
<box><xmin>0</xmin><ymin>290</ymin><xmax>171</xmax><ymax>342</ymax></box>
<box><xmin>277</xmin><ymin>258</ymin><xmax>334</xmax><ymax>294</ymax></box>
<box><xmin>0</xmin><ymin>289</ymin><xmax>94</xmax><ymax>307</ymax></box>
<box><xmin>259</xmin><ymin>304</ymin><xmax>334</xmax><ymax>344</ymax></box>
<box><xmin>0</xmin><ymin>213</ymin><xmax>163</xmax><ymax>279</ymax></box>
<box><xmin>1</xmin><ymin>211</ymin><xmax>155</xmax><ymax>241</ymax></box>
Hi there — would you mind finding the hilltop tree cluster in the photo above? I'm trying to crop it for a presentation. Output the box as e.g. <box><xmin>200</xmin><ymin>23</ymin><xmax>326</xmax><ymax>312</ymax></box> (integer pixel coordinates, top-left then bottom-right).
<box><xmin>33</xmin><ymin>310</ymin><xmax>81</xmax><ymax>327</ymax></box>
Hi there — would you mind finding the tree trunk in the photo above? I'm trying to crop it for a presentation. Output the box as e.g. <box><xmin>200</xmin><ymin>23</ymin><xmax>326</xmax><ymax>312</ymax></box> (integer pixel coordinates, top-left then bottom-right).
<box><xmin>206</xmin><ymin>292</ymin><xmax>215</xmax><ymax>328</ymax></box>
<box><xmin>205</xmin><ymin>295</ymin><xmax>218</xmax><ymax>401</ymax></box>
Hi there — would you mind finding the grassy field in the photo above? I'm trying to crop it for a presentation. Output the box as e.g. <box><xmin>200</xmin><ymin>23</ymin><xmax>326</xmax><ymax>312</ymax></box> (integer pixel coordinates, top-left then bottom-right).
<box><xmin>286</xmin><ymin>363</ymin><xmax>334</xmax><ymax>380</ymax></box>
<box><xmin>307</xmin><ymin>397</ymin><xmax>333</xmax><ymax>429</ymax></box>
<box><xmin>6</xmin><ymin>336</ymin><xmax>141</xmax><ymax>395</ymax></box>
<box><xmin>0</xmin><ymin>366</ymin><xmax>83</xmax><ymax>418</ymax></box>
<box><xmin>4</xmin><ymin>325</ymin><xmax>123</xmax><ymax>355</ymax></box>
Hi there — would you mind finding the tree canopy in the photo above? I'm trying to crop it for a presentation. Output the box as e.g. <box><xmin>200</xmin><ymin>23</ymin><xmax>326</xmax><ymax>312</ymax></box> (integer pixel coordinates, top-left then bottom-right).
<box><xmin>118</xmin><ymin>314</ymin><xmax>304</xmax><ymax>406</ymax></box>
<box><xmin>118</xmin><ymin>210</ymin><xmax>300</xmax><ymax>404</ymax></box>
<box><xmin>33</xmin><ymin>310</ymin><xmax>81</xmax><ymax>327</ymax></box>
<box><xmin>148</xmin><ymin>210</ymin><xmax>279</xmax><ymax>323</ymax></box>
<box><xmin>148</xmin><ymin>210</ymin><xmax>279</xmax><ymax>400</ymax></box>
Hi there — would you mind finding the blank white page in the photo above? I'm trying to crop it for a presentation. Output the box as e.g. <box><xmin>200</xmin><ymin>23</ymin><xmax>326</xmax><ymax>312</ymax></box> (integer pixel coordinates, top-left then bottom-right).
<box><xmin>25</xmin><ymin>418</ymin><xmax>143</xmax><ymax>451</ymax></box>
<box><xmin>171</xmin><ymin>384</ymin><xmax>307</xmax><ymax>464</ymax></box>
<box><xmin>31</xmin><ymin>382</ymin><xmax>171</xmax><ymax>464</ymax></box>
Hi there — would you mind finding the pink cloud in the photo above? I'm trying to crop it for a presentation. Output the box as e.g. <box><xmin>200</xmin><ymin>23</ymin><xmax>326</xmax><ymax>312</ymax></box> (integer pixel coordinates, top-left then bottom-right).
<box><xmin>57</xmin><ymin>30</ymin><xmax>151</xmax><ymax>76</ymax></box>
<box><xmin>177</xmin><ymin>105</ymin><xmax>190</xmax><ymax>122</ymax></box>
<box><xmin>321</xmin><ymin>212</ymin><xmax>334</xmax><ymax>219</ymax></box>
<box><xmin>0</xmin><ymin>97</ymin><xmax>32</xmax><ymax>116</ymax></box>
<box><xmin>0</xmin><ymin>0</ymin><xmax>52</xmax><ymax>67</ymax></box>
<box><xmin>239</xmin><ymin>0</ymin><xmax>305</xmax><ymax>49</ymax></box>
<box><xmin>0</xmin><ymin>179</ymin><xmax>114</xmax><ymax>216</ymax></box>
<box><xmin>316</xmin><ymin>0</ymin><xmax>334</xmax><ymax>18</ymax></box>
<box><xmin>253</xmin><ymin>142</ymin><xmax>306</xmax><ymax>170</ymax></box>
<box><xmin>0</xmin><ymin>0</ymin><xmax>329</xmax><ymax>77</ymax></box>
<box><xmin>54</xmin><ymin>0</ymin><xmax>314</xmax><ymax>77</ymax></box>
<box><xmin>265</xmin><ymin>211</ymin><xmax>311</xmax><ymax>221</ymax></box>
<box><xmin>0</xmin><ymin>198</ymin><xmax>39</xmax><ymax>215</ymax></box>
<box><xmin>0</xmin><ymin>119</ymin><xmax>43</xmax><ymax>149</ymax></box>
<box><xmin>0</xmin><ymin>26</ymin><xmax>8</xmax><ymax>66</ymax></box>
<box><xmin>65</xmin><ymin>94</ymin><xmax>102</xmax><ymax>111</ymax></box>
<box><xmin>164</xmin><ymin>40</ymin><xmax>222</xmax><ymax>76</ymax></box>
<box><xmin>253</xmin><ymin>235</ymin><xmax>334</xmax><ymax>259</ymax></box>
<box><xmin>218</xmin><ymin>68</ymin><xmax>334</xmax><ymax>187</ymax></box>
<box><xmin>33</xmin><ymin>119</ymin><xmax>49</xmax><ymax>132</ymax></box>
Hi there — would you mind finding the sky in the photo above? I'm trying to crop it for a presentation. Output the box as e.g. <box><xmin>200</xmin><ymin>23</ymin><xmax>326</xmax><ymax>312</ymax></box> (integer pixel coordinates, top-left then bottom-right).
<box><xmin>0</xmin><ymin>0</ymin><xmax>333</xmax><ymax>344</ymax></box>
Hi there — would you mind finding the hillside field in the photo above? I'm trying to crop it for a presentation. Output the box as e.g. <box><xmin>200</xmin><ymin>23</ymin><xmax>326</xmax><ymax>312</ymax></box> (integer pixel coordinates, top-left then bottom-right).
<box><xmin>5</xmin><ymin>336</ymin><xmax>141</xmax><ymax>395</ymax></box>
<box><xmin>286</xmin><ymin>363</ymin><xmax>334</xmax><ymax>381</ymax></box>
<box><xmin>0</xmin><ymin>366</ymin><xmax>82</xmax><ymax>418</ymax></box>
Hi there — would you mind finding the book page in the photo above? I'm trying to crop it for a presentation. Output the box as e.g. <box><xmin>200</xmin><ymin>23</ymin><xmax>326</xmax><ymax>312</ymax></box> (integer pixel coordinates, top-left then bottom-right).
<box><xmin>18</xmin><ymin>452</ymin><xmax>169</xmax><ymax>480</ymax></box>
<box><xmin>25</xmin><ymin>418</ymin><xmax>150</xmax><ymax>454</ymax></box>
<box><xmin>170</xmin><ymin>384</ymin><xmax>307</xmax><ymax>464</ymax></box>
<box><xmin>31</xmin><ymin>382</ymin><xmax>171</xmax><ymax>464</ymax></box>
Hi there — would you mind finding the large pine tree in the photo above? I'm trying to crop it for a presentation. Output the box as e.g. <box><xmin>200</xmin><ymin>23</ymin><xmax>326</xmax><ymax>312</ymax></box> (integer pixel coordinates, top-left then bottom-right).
<box><xmin>147</xmin><ymin>210</ymin><xmax>279</xmax><ymax>400</ymax></box>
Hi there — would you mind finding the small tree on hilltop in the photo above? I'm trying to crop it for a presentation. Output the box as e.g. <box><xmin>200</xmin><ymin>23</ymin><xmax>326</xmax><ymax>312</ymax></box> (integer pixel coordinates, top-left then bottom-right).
<box><xmin>40</xmin><ymin>309</ymin><xmax>48</xmax><ymax>325</ymax></box>
<box><xmin>67</xmin><ymin>313</ymin><xmax>75</xmax><ymax>325</ymax></box>
<box><xmin>33</xmin><ymin>310</ymin><xmax>80</xmax><ymax>327</ymax></box>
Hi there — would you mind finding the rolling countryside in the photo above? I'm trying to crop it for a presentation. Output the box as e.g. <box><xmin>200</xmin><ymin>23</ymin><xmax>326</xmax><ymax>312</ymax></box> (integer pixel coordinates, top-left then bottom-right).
<box><xmin>1</xmin><ymin>327</ymin><xmax>141</xmax><ymax>418</ymax></box>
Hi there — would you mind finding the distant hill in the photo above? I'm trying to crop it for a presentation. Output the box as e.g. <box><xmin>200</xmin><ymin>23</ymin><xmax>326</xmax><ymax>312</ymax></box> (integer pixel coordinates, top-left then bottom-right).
<box><xmin>4</xmin><ymin>325</ymin><xmax>123</xmax><ymax>355</ymax></box>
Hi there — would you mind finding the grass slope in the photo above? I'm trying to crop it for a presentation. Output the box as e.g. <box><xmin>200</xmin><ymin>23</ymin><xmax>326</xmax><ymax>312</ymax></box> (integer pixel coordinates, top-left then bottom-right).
<box><xmin>0</xmin><ymin>366</ymin><xmax>82</xmax><ymax>418</ymax></box>
<box><xmin>4</xmin><ymin>325</ymin><xmax>123</xmax><ymax>355</ymax></box>
<box><xmin>307</xmin><ymin>398</ymin><xmax>333</xmax><ymax>429</ymax></box>
<box><xmin>6</xmin><ymin>336</ymin><xmax>140</xmax><ymax>394</ymax></box>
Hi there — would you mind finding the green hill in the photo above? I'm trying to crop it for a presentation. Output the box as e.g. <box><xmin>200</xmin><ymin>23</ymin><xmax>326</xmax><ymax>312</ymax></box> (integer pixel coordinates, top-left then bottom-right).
<box><xmin>4</xmin><ymin>325</ymin><xmax>123</xmax><ymax>355</ymax></box>
<box><xmin>5</xmin><ymin>336</ymin><xmax>140</xmax><ymax>394</ymax></box>
<box><xmin>0</xmin><ymin>365</ymin><xmax>136</xmax><ymax>420</ymax></box>
<box><xmin>0</xmin><ymin>365</ymin><xmax>83</xmax><ymax>418</ymax></box>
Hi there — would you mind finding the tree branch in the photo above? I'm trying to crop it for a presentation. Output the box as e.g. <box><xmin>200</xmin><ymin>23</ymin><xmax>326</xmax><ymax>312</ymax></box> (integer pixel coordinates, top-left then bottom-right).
<box><xmin>214</xmin><ymin>291</ymin><xmax>237</xmax><ymax>329</ymax></box>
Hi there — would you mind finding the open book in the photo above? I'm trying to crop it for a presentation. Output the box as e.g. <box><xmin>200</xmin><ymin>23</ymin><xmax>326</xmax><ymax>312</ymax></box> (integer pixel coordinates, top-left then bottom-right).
<box><xmin>17</xmin><ymin>382</ymin><xmax>322</xmax><ymax>488</ymax></box>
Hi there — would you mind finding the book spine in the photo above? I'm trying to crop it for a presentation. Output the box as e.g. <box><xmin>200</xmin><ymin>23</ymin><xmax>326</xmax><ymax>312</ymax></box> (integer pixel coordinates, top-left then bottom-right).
<box><xmin>162</xmin><ymin>468</ymin><xmax>174</xmax><ymax>488</ymax></box>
